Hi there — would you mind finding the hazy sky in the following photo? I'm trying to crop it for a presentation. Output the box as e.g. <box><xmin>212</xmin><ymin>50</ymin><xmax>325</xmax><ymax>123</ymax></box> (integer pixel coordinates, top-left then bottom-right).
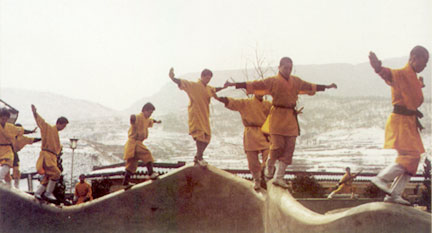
<box><xmin>0</xmin><ymin>0</ymin><xmax>431</xmax><ymax>110</ymax></box>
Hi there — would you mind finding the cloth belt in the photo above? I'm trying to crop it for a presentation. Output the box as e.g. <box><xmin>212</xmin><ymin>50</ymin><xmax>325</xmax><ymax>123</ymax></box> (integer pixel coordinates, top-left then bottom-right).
<box><xmin>244</xmin><ymin>124</ymin><xmax>261</xmax><ymax>128</ymax></box>
<box><xmin>0</xmin><ymin>143</ymin><xmax>13</xmax><ymax>150</ymax></box>
<box><xmin>42</xmin><ymin>148</ymin><xmax>58</xmax><ymax>156</ymax></box>
<box><xmin>273</xmin><ymin>104</ymin><xmax>301</xmax><ymax>135</ymax></box>
<box><xmin>393</xmin><ymin>105</ymin><xmax>424</xmax><ymax>131</ymax></box>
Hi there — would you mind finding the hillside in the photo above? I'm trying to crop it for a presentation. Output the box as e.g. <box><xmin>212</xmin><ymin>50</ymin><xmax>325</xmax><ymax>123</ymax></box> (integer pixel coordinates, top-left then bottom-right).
<box><xmin>0</xmin><ymin>88</ymin><xmax>123</xmax><ymax>125</ymax></box>
<box><xmin>126</xmin><ymin>56</ymin><xmax>431</xmax><ymax>114</ymax></box>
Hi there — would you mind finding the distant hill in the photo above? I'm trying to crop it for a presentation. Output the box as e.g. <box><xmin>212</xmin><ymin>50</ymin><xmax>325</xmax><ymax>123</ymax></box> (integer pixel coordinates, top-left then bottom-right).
<box><xmin>0</xmin><ymin>88</ymin><xmax>121</xmax><ymax>124</ymax></box>
<box><xmin>126</xmin><ymin>56</ymin><xmax>431</xmax><ymax>115</ymax></box>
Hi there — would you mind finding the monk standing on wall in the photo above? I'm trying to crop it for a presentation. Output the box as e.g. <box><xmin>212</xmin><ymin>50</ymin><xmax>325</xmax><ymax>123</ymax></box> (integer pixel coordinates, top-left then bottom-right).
<box><xmin>369</xmin><ymin>46</ymin><xmax>429</xmax><ymax>205</ymax></box>
<box><xmin>122</xmin><ymin>103</ymin><xmax>161</xmax><ymax>186</ymax></box>
<box><xmin>225</xmin><ymin>57</ymin><xmax>337</xmax><ymax>188</ymax></box>
<box><xmin>0</xmin><ymin>110</ymin><xmax>24</xmax><ymax>185</ymax></box>
<box><xmin>32</xmin><ymin>104</ymin><xmax>69</xmax><ymax>201</ymax></box>
<box><xmin>168</xmin><ymin>68</ymin><xmax>227</xmax><ymax>167</ymax></box>
<box><xmin>215</xmin><ymin>94</ymin><xmax>271</xmax><ymax>190</ymax></box>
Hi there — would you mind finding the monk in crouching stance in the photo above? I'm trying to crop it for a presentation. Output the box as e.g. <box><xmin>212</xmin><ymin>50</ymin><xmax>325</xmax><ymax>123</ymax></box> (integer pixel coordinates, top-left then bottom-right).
<box><xmin>122</xmin><ymin>103</ymin><xmax>161</xmax><ymax>186</ymax></box>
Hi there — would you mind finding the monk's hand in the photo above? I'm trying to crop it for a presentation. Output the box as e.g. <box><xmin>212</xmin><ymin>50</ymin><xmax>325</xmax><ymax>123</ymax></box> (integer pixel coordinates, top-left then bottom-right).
<box><xmin>31</xmin><ymin>104</ymin><xmax>37</xmax><ymax>114</ymax></box>
<box><xmin>130</xmin><ymin>115</ymin><xmax>136</xmax><ymax>124</ymax></box>
<box><xmin>419</xmin><ymin>76</ymin><xmax>425</xmax><ymax>87</ymax></box>
<box><xmin>369</xmin><ymin>51</ymin><xmax>382</xmax><ymax>73</ymax></box>
<box><xmin>31</xmin><ymin>127</ymin><xmax>37</xmax><ymax>133</ymax></box>
<box><xmin>327</xmin><ymin>83</ymin><xmax>337</xmax><ymax>89</ymax></box>
<box><xmin>169</xmin><ymin>67</ymin><xmax>175</xmax><ymax>79</ymax></box>
<box><xmin>224</xmin><ymin>81</ymin><xmax>235</xmax><ymax>88</ymax></box>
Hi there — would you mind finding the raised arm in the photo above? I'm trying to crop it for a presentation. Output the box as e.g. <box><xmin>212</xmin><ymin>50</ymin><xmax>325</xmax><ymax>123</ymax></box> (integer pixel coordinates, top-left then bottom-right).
<box><xmin>369</xmin><ymin>51</ymin><xmax>392</xmax><ymax>83</ymax></box>
<box><xmin>168</xmin><ymin>67</ymin><xmax>181</xmax><ymax>85</ymax></box>
<box><xmin>31</xmin><ymin>104</ymin><xmax>48</xmax><ymax>130</ymax></box>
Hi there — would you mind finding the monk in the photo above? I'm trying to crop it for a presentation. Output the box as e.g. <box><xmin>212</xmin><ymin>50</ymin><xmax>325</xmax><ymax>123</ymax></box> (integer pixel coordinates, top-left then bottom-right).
<box><xmin>369</xmin><ymin>46</ymin><xmax>429</xmax><ymax>205</ymax></box>
<box><xmin>4</xmin><ymin>123</ymin><xmax>41</xmax><ymax>189</ymax></box>
<box><xmin>122</xmin><ymin>102</ymin><xmax>161</xmax><ymax>186</ymax></box>
<box><xmin>215</xmin><ymin>94</ymin><xmax>271</xmax><ymax>190</ymax></box>
<box><xmin>225</xmin><ymin>57</ymin><xmax>337</xmax><ymax>188</ymax></box>
<box><xmin>168</xmin><ymin>68</ymin><xmax>227</xmax><ymax>166</ymax></box>
<box><xmin>327</xmin><ymin>167</ymin><xmax>359</xmax><ymax>199</ymax></box>
<box><xmin>74</xmin><ymin>174</ymin><xmax>93</xmax><ymax>204</ymax></box>
<box><xmin>32</xmin><ymin>104</ymin><xmax>69</xmax><ymax>201</ymax></box>
<box><xmin>0</xmin><ymin>110</ymin><xmax>24</xmax><ymax>184</ymax></box>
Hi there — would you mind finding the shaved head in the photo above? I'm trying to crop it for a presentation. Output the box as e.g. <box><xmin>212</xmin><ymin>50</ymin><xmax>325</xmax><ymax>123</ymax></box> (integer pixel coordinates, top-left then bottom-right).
<box><xmin>279</xmin><ymin>57</ymin><xmax>293</xmax><ymax>66</ymax></box>
<box><xmin>410</xmin><ymin>45</ymin><xmax>429</xmax><ymax>60</ymax></box>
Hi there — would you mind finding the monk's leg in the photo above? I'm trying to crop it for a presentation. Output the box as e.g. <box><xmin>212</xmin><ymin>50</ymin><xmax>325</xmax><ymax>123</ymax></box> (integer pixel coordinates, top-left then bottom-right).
<box><xmin>194</xmin><ymin>140</ymin><xmax>209</xmax><ymax>166</ymax></box>
<box><xmin>273</xmin><ymin>136</ymin><xmax>296</xmax><ymax>189</ymax></box>
<box><xmin>265</xmin><ymin>135</ymin><xmax>283</xmax><ymax>181</ymax></box>
<box><xmin>246</xmin><ymin>151</ymin><xmax>262</xmax><ymax>190</ymax></box>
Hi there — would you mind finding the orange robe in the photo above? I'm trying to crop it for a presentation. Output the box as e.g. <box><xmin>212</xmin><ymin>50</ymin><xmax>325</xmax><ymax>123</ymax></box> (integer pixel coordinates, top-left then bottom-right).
<box><xmin>379</xmin><ymin>64</ymin><xmax>424</xmax><ymax>174</ymax></box>
<box><xmin>333</xmin><ymin>173</ymin><xmax>354</xmax><ymax>193</ymax></box>
<box><xmin>74</xmin><ymin>181</ymin><xmax>93</xmax><ymax>204</ymax></box>
<box><xmin>246</xmin><ymin>73</ymin><xmax>317</xmax><ymax>136</ymax></box>
<box><xmin>178</xmin><ymin>79</ymin><xmax>216</xmax><ymax>143</ymax></box>
<box><xmin>14</xmin><ymin>135</ymin><xmax>36</xmax><ymax>153</ymax></box>
<box><xmin>9</xmin><ymin>135</ymin><xmax>36</xmax><ymax>180</ymax></box>
<box><xmin>34</xmin><ymin>113</ymin><xmax>62</xmax><ymax>183</ymax></box>
<box><xmin>225</xmin><ymin>97</ymin><xmax>271</xmax><ymax>151</ymax></box>
<box><xmin>124</xmin><ymin>112</ymin><xmax>155</xmax><ymax>163</ymax></box>
<box><xmin>0</xmin><ymin>123</ymin><xmax>23</xmax><ymax>167</ymax></box>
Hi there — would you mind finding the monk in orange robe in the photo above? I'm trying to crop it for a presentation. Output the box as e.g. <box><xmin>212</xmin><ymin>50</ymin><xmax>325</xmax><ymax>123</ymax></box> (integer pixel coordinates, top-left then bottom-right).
<box><xmin>328</xmin><ymin>167</ymin><xmax>359</xmax><ymax>199</ymax></box>
<box><xmin>369</xmin><ymin>46</ymin><xmax>429</xmax><ymax>205</ymax></box>
<box><xmin>225</xmin><ymin>57</ymin><xmax>337</xmax><ymax>188</ymax></box>
<box><xmin>32</xmin><ymin>104</ymin><xmax>69</xmax><ymax>201</ymax></box>
<box><xmin>0</xmin><ymin>110</ymin><xmax>24</xmax><ymax>184</ymax></box>
<box><xmin>4</xmin><ymin>124</ymin><xmax>40</xmax><ymax>189</ymax></box>
<box><xmin>215</xmin><ymin>94</ymin><xmax>271</xmax><ymax>190</ymax></box>
<box><xmin>169</xmin><ymin>68</ymin><xmax>227</xmax><ymax>167</ymax></box>
<box><xmin>122</xmin><ymin>102</ymin><xmax>161</xmax><ymax>186</ymax></box>
<box><xmin>74</xmin><ymin>174</ymin><xmax>93</xmax><ymax>204</ymax></box>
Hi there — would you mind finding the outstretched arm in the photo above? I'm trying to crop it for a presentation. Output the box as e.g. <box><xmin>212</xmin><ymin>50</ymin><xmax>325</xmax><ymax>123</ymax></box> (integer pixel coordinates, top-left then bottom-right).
<box><xmin>224</xmin><ymin>81</ymin><xmax>245</xmax><ymax>89</ymax></box>
<box><xmin>215</xmin><ymin>86</ymin><xmax>228</xmax><ymax>92</ymax></box>
<box><xmin>24</xmin><ymin>127</ymin><xmax>37</xmax><ymax>134</ymax></box>
<box><xmin>168</xmin><ymin>67</ymin><xmax>181</xmax><ymax>85</ymax></box>
<box><xmin>316</xmin><ymin>83</ymin><xmax>337</xmax><ymax>91</ymax></box>
<box><xmin>33</xmin><ymin>138</ymin><xmax>42</xmax><ymax>143</ymax></box>
<box><xmin>214</xmin><ymin>95</ymin><xmax>229</xmax><ymax>105</ymax></box>
<box><xmin>369</xmin><ymin>51</ymin><xmax>392</xmax><ymax>83</ymax></box>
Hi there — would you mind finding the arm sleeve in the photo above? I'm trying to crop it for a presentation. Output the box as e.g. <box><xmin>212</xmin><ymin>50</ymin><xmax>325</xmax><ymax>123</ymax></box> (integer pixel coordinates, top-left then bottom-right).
<box><xmin>209</xmin><ymin>86</ymin><xmax>217</xmax><ymax>98</ymax></box>
<box><xmin>297</xmin><ymin>78</ymin><xmax>317</xmax><ymax>95</ymax></box>
<box><xmin>225</xmin><ymin>98</ymin><xmax>245</xmax><ymax>111</ymax></box>
<box><xmin>377</xmin><ymin>67</ymin><xmax>393</xmax><ymax>86</ymax></box>
<box><xmin>35</xmin><ymin>113</ymin><xmax>48</xmax><ymax>134</ymax></box>
<box><xmin>246</xmin><ymin>78</ymin><xmax>273</xmax><ymax>95</ymax></box>
<box><xmin>179</xmin><ymin>79</ymin><xmax>191</xmax><ymax>92</ymax></box>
